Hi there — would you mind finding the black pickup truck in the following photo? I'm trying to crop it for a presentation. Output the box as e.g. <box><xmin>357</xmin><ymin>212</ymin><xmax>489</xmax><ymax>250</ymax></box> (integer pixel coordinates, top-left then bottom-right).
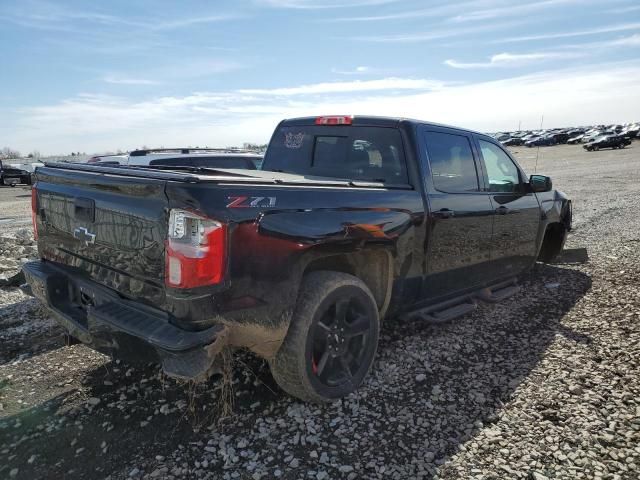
<box><xmin>24</xmin><ymin>116</ymin><xmax>572</xmax><ymax>403</ymax></box>
<box><xmin>0</xmin><ymin>160</ymin><xmax>32</xmax><ymax>186</ymax></box>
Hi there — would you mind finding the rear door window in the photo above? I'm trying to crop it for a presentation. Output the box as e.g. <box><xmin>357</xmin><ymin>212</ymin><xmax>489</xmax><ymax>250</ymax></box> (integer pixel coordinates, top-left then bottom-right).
<box><xmin>424</xmin><ymin>131</ymin><xmax>480</xmax><ymax>192</ymax></box>
<box><xmin>263</xmin><ymin>126</ymin><xmax>408</xmax><ymax>184</ymax></box>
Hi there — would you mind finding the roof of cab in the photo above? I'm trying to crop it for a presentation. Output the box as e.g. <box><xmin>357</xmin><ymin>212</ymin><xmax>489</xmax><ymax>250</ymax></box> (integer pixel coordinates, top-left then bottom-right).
<box><xmin>279</xmin><ymin>115</ymin><xmax>493</xmax><ymax>141</ymax></box>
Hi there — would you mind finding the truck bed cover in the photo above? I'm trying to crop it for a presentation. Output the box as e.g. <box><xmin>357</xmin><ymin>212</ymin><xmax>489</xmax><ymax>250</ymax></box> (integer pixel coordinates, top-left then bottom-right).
<box><xmin>42</xmin><ymin>162</ymin><xmax>411</xmax><ymax>189</ymax></box>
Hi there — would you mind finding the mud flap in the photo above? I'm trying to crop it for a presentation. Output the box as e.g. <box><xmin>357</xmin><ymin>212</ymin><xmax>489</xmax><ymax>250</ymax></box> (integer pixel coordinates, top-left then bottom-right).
<box><xmin>162</xmin><ymin>327</ymin><xmax>229</xmax><ymax>383</ymax></box>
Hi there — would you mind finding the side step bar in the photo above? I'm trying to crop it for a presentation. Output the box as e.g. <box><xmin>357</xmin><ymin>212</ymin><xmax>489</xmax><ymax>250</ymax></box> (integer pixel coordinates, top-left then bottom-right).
<box><xmin>477</xmin><ymin>279</ymin><xmax>520</xmax><ymax>303</ymax></box>
<box><xmin>405</xmin><ymin>278</ymin><xmax>520</xmax><ymax>324</ymax></box>
<box><xmin>406</xmin><ymin>298</ymin><xmax>477</xmax><ymax>324</ymax></box>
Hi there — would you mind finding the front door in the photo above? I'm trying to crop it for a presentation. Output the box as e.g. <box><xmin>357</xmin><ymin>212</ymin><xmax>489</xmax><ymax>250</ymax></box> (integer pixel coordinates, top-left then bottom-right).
<box><xmin>421</xmin><ymin>128</ymin><xmax>495</xmax><ymax>300</ymax></box>
<box><xmin>474</xmin><ymin>137</ymin><xmax>541</xmax><ymax>278</ymax></box>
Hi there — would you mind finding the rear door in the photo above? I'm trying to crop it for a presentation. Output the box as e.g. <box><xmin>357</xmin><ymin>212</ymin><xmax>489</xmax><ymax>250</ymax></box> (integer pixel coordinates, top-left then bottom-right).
<box><xmin>35</xmin><ymin>166</ymin><xmax>169</xmax><ymax>305</ymax></box>
<box><xmin>420</xmin><ymin>127</ymin><xmax>494</xmax><ymax>299</ymax></box>
<box><xmin>474</xmin><ymin>137</ymin><xmax>541</xmax><ymax>278</ymax></box>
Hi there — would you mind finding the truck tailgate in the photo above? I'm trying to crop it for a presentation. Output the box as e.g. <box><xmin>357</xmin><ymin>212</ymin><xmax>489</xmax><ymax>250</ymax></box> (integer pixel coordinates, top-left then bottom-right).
<box><xmin>34</xmin><ymin>166</ymin><xmax>168</xmax><ymax>305</ymax></box>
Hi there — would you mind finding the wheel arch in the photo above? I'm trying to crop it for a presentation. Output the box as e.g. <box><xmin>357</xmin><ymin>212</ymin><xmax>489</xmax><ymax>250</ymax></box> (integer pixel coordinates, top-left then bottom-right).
<box><xmin>302</xmin><ymin>248</ymin><xmax>394</xmax><ymax>319</ymax></box>
<box><xmin>538</xmin><ymin>221</ymin><xmax>567</xmax><ymax>263</ymax></box>
<box><xmin>535</xmin><ymin>192</ymin><xmax>571</xmax><ymax>263</ymax></box>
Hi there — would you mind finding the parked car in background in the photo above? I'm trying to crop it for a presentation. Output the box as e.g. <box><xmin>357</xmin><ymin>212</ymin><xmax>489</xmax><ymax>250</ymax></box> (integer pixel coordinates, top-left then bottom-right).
<box><xmin>486</xmin><ymin>123</ymin><xmax>638</xmax><ymax>147</ymax></box>
<box><xmin>525</xmin><ymin>135</ymin><xmax>556</xmax><ymax>147</ymax></box>
<box><xmin>583</xmin><ymin>135</ymin><xmax>631</xmax><ymax>151</ymax></box>
<box><xmin>522</xmin><ymin>132</ymin><xmax>542</xmax><ymax>142</ymax></box>
<box><xmin>583</xmin><ymin>130</ymin><xmax>614</xmax><ymax>143</ymax></box>
<box><xmin>0</xmin><ymin>160</ymin><xmax>32</xmax><ymax>186</ymax></box>
<box><xmin>87</xmin><ymin>154</ymin><xmax>129</xmax><ymax>165</ymax></box>
<box><xmin>549</xmin><ymin>132</ymin><xmax>569</xmax><ymax>144</ymax></box>
<box><xmin>7</xmin><ymin>162</ymin><xmax>44</xmax><ymax>174</ymax></box>
<box><xmin>126</xmin><ymin>148</ymin><xmax>263</xmax><ymax>170</ymax></box>
<box><xmin>566</xmin><ymin>129</ymin><xmax>585</xmax><ymax>137</ymax></box>
<box><xmin>86</xmin><ymin>149</ymin><xmax>264</xmax><ymax>170</ymax></box>
<box><xmin>492</xmin><ymin>133</ymin><xmax>511</xmax><ymax>142</ymax></box>
<box><xmin>621</xmin><ymin>126</ymin><xmax>639</xmax><ymax>138</ymax></box>
<box><xmin>501</xmin><ymin>137</ymin><xmax>525</xmax><ymax>146</ymax></box>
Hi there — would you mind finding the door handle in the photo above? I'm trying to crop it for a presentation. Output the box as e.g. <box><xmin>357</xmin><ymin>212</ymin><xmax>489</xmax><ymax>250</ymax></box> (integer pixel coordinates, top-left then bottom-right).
<box><xmin>433</xmin><ymin>208</ymin><xmax>455</xmax><ymax>219</ymax></box>
<box><xmin>495</xmin><ymin>206</ymin><xmax>520</xmax><ymax>215</ymax></box>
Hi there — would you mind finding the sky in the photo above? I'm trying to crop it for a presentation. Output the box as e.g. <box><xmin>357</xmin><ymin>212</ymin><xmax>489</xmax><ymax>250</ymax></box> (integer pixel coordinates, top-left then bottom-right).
<box><xmin>1</xmin><ymin>0</ymin><xmax>640</xmax><ymax>155</ymax></box>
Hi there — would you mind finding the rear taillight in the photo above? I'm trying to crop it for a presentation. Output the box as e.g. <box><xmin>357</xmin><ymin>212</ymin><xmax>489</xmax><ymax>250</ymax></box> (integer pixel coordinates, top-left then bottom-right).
<box><xmin>31</xmin><ymin>187</ymin><xmax>38</xmax><ymax>240</ymax></box>
<box><xmin>315</xmin><ymin>115</ymin><xmax>353</xmax><ymax>125</ymax></box>
<box><xmin>165</xmin><ymin>209</ymin><xmax>226</xmax><ymax>289</ymax></box>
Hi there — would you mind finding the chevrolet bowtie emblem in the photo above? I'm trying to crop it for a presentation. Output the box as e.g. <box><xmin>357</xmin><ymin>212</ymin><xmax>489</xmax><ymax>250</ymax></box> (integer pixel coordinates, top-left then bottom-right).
<box><xmin>73</xmin><ymin>227</ymin><xmax>96</xmax><ymax>246</ymax></box>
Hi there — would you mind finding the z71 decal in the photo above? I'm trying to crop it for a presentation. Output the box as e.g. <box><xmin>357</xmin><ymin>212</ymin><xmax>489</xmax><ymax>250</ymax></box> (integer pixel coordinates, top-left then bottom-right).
<box><xmin>226</xmin><ymin>196</ymin><xmax>277</xmax><ymax>208</ymax></box>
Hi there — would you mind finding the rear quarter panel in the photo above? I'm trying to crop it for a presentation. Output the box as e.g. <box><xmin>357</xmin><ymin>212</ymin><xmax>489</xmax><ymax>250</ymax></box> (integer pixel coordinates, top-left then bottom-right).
<box><xmin>534</xmin><ymin>189</ymin><xmax>572</xmax><ymax>250</ymax></box>
<box><xmin>165</xmin><ymin>181</ymin><xmax>426</xmax><ymax>331</ymax></box>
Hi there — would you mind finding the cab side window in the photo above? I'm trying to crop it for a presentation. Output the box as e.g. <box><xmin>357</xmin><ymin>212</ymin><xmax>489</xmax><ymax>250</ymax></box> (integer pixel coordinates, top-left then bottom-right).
<box><xmin>425</xmin><ymin>131</ymin><xmax>479</xmax><ymax>192</ymax></box>
<box><xmin>478</xmin><ymin>140</ymin><xmax>521</xmax><ymax>193</ymax></box>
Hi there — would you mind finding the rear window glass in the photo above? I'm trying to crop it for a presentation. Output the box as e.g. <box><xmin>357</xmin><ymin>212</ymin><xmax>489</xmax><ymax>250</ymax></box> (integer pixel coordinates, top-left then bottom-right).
<box><xmin>149</xmin><ymin>156</ymin><xmax>258</xmax><ymax>169</ymax></box>
<box><xmin>425</xmin><ymin>131</ymin><xmax>479</xmax><ymax>192</ymax></box>
<box><xmin>263</xmin><ymin>126</ymin><xmax>408</xmax><ymax>184</ymax></box>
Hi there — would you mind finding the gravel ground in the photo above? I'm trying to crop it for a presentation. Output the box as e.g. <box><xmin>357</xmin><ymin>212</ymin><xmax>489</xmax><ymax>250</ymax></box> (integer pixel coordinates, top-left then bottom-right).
<box><xmin>0</xmin><ymin>144</ymin><xmax>639</xmax><ymax>480</ymax></box>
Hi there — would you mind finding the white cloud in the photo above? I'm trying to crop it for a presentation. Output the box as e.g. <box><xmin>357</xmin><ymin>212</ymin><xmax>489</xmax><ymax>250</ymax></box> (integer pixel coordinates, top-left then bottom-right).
<box><xmin>331</xmin><ymin>66</ymin><xmax>372</xmax><ymax>75</ymax></box>
<box><xmin>257</xmin><ymin>0</ymin><xmax>400</xmax><ymax>9</ymax></box>
<box><xmin>354</xmin><ymin>20</ymin><xmax>523</xmax><ymax>42</ymax></box>
<box><xmin>604</xmin><ymin>33</ymin><xmax>640</xmax><ymax>46</ymax></box>
<box><xmin>445</xmin><ymin>51</ymin><xmax>584</xmax><ymax>69</ymax></box>
<box><xmin>608</xmin><ymin>5</ymin><xmax>640</xmax><ymax>14</ymax></box>
<box><xmin>329</xmin><ymin>0</ymin><xmax>580</xmax><ymax>22</ymax></box>
<box><xmin>169</xmin><ymin>59</ymin><xmax>245</xmax><ymax>78</ymax></box>
<box><xmin>449</xmin><ymin>0</ymin><xmax>580</xmax><ymax>22</ymax></box>
<box><xmin>103</xmin><ymin>75</ymin><xmax>161</xmax><ymax>86</ymax></box>
<box><xmin>151</xmin><ymin>15</ymin><xmax>240</xmax><ymax>30</ymax></box>
<box><xmin>4</xmin><ymin>63</ymin><xmax>640</xmax><ymax>154</ymax></box>
<box><xmin>0</xmin><ymin>1</ymin><xmax>238</xmax><ymax>32</ymax></box>
<box><xmin>236</xmin><ymin>77</ymin><xmax>443</xmax><ymax>95</ymax></box>
<box><xmin>445</xmin><ymin>33</ymin><xmax>640</xmax><ymax>69</ymax></box>
<box><xmin>329</xmin><ymin>0</ymin><xmax>497</xmax><ymax>22</ymax></box>
<box><xmin>496</xmin><ymin>22</ymin><xmax>640</xmax><ymax>42</ymax></box>
<box><xmin>100</xmin><ymin>60</ymin><xmax>243</xmax><ymax>88</ymax></box>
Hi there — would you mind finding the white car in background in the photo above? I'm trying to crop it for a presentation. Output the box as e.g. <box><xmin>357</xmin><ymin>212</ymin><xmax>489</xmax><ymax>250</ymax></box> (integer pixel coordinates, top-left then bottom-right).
<box><xmin>87</xmin><ymin>154</ymin><xmax>129</xmax><ymax>165</ymax></box>
<box><xmin>127</xmin><ymin>148</ymin><xmax>263</xmax><ymax>170</ymax></box>
<box><xmin>88</xmin><ymin>148</ymin><xmax>263</xmax><ymax>170</ymax></box>
<box><xmin>8</xmin><ymin>162</ymin><xmax>44</xmax><ymax>173</ymax></box>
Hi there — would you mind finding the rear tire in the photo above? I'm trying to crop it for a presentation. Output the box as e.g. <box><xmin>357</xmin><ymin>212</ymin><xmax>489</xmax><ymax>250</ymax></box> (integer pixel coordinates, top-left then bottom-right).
<box><xmin>270</xmin><ymin>271</ymin><xmax>380</xmax><ymax>403</ymax></box>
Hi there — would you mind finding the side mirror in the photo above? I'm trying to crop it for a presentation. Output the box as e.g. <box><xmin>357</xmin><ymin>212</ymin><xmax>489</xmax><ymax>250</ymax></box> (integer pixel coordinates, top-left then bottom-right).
<box><xmin>529</xmin><ymin>174</ymin><xmax>552</xmax><ymax>193</ymax></box>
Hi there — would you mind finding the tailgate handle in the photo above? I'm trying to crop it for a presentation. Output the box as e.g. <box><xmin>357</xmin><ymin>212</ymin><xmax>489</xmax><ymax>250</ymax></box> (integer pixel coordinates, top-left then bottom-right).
<box><xmin>74</xmin><ymin>198</ymin><xmax>95</xmax><ymax>223</ymax></box>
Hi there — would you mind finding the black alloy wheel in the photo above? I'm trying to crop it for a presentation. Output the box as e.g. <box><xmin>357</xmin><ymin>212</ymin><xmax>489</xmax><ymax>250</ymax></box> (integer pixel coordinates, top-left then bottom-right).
<box><xmin>308</xmin><ymin>295</ymin><xmax>372</xmax><ymax>388</ymax></box>
<box><xmin>270</xmin><ymin>271</ymin><xmax>380</xmax><ymax>403</ymax></box>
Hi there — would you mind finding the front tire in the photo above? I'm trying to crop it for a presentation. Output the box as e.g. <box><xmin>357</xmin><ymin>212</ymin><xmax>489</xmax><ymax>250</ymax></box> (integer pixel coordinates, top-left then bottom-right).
<box><xmin>270</xmin><ymin>271</ymin><xmax>380</xmax><ymax>403</ymax></box>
